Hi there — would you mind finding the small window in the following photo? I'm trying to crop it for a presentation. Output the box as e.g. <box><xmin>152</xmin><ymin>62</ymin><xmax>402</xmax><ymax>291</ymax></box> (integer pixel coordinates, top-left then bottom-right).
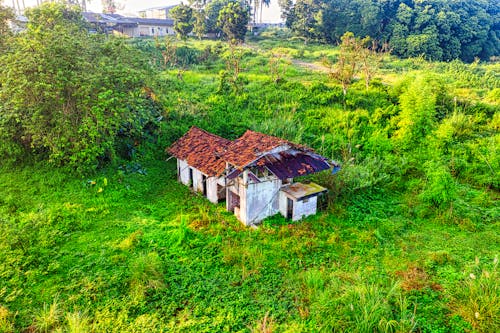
<box><xmin>303</xmin><ymin>198</ymin><xmax>309</xmax><ymax>203</ymax></box>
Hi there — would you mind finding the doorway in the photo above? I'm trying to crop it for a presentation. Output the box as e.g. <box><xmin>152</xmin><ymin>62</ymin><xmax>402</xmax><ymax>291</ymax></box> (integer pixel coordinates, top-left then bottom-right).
<box><xmin>228</xmin><ymin>190</ymin><xmax>240</xmax><ymax>212</ymax></box>
<box><xmin>202</xmin><ymin>175</ymin><xmax>207</xmax><ymax>196</ymax></box>
<box><xmin>287</xmin><ymin>198</ymin><xmax>293</xmax><ymax>219</ymax></box>
<box><xmin>189</xmin><ymin>168</ymin><xmax>193</xmax><ymax>188</ymax></box>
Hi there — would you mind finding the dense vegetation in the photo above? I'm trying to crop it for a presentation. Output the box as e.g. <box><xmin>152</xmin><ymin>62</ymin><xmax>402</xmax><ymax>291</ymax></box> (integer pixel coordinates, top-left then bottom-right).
<box><xmin>281</xmin><ymin>0</ymin><xmax>499</xmax><ymax>62</ymax></box>
<box><xmin>1</xmin><ymin>3</ymin><xmax>499</xmax><ymax>332</ymax></box>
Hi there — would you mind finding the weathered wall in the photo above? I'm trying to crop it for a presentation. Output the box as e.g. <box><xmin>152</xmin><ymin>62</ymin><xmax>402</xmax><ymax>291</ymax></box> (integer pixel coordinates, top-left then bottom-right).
<box><xmin>177</xmin><ymin>159</ymin><xmax>190</xmax><ymax>185</ymax></box>
<box><xmin>138</xmin><ymin>25</ymin><xmax>174</xmax><ymax>37</ymax></box>
<box><xmin>292</xmin><ymin>196</ymin><xmax>318</xmax><ymax>221</ymax></box>
<box><xmin>242</xmin><ymin>172</ymin><xmax>282</xmax><ymax>225</ymax></box>
<box><xmin>206</xmin><ymin>177</ymin><xmax>224</xmax><ymax>204</ymax></box>
<box><xmin>192</xmin><ymin>168</ymin><xmax>204</xmax><ymax>193</ymax></box>
<box><xmin>279</xmin><ymin>191</ymin><xmax>288</xmax><ymax>217</ymax></box>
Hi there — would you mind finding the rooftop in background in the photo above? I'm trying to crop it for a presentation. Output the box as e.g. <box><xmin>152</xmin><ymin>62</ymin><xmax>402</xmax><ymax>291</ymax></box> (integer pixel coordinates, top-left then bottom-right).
<box><xmin>15</xmin><ymin>0</ymin><xmax>284</xmax><ymax>24</ymax></box>
<box><xmin>138</xmin><ymin>5</ymin><xmax>178</xmax><ymax>19</ymax></box>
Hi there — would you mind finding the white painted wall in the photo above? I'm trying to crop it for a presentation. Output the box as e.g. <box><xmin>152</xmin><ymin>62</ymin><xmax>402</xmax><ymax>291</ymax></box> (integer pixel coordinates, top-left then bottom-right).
<box><xmin>206</xmin><ymin>177</ymin><xmax>224</xmax><ymax>204</ymax></box>
<box><xmin>177</xmin><ymin>159</ymin><xmax>225</xmax><ymax>204</ymax></box>
<box><xmin>240</xmin><ymin>170</ymin><xmax>282</xmax><ymax>225</ymax></box>
<box><xmin>177</xmin><ymin>159</ymin><xmax>190</xmax><ymax>185</ymax></box>
<box><xmin>137</xmin><ymin>25</ymin><xmax>175</xmax><ymax>37</ymax></box>
<box><xmin>279</xmin><ymin>191</ymin><xmax>288</xmax><ymax>217</ymax></box>
<box><xmin>292</xmin><ymin>196</ymin><xmax>318</xmax><ymax>221</ymax></box>
<box><xmin>192</xmin><ymin>168</ymin><xmax>204</xmax><ymax>193</ymax></box>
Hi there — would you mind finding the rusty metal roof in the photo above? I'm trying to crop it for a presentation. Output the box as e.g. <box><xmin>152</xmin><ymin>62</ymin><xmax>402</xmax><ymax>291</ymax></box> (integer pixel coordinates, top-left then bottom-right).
<box><xmin>254</xmin><ymin>150</ymin><xmax>330</xmax><ymax>179</ymax></box>
<box><xmin>167</xmin><ymin>126</ymin><xmax>231</xmax><ymax>177</ymax></box>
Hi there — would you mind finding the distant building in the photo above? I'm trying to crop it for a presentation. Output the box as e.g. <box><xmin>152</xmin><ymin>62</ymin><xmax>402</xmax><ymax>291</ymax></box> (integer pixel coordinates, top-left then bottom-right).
<box><xmin>138</xmin><ymin>5</ymin><xmax>178</xmax><ymax>20</ymax></box>
<box><xmin>7</xmin><ymin>15</ymin><xmax>28</xmax><ymax>33</ymax></box>
<box><xmin>168</xmin><ymin>127</ymin><xmax>337</xmax><ymax>226</ymax></box>
<box><xmin>82</xmin><ymin>12</ymin><xmax>174</xmax><ymax>37</ymax></box>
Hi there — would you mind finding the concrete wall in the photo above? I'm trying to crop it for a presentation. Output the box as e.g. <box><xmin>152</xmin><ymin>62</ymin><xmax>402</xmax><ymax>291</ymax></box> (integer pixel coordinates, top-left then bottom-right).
<box><xmin>279</xmin><ymin>191</ymin><xmax>319</xmax><ymax>221</ymax></box>
<box><xmin>237</xmin><ymin>170</ymin><xmax>282</xmax><ymax>225</ymax></box>
<box><xmin>177</xmin><ymin>159</ymin><xmax>224</xmax><ymax>204</ymax></box>
<box><xmin>138</xmin><ymin>25</ymin><xmax>174</xmax><ymax>37</ymax></box>
<box><xmin>279</xmin><ymin>191</ymin><xmax>288</xmax><ymax>217</ymax></box>
<box><xmin>177</xmin><ymin>159</ymin><xmax>190</xmax><ymax>185</ymax></box>
<box><xmin>206</xmin><ymin>177</ymin><xmax>224</xmax><ymax>204</ymax></box>
<box><xmin>292</xmin><ymin>196</ymin><xmax>318</xmax><ymax>221</ymax></box>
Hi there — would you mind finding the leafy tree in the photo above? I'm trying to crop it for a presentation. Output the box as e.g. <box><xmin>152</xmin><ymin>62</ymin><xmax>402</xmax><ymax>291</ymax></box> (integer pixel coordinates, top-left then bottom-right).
<box><xmin>205</xmin><ymin>0</ymin><xmax>231</xmax><ymax>36</ymax></box>
<box><xmin>330</xmin><ymin>32</ymin><xmax>363</xmax><ymax>96</ymax></box>
<box><xmin>217</xmin><ymin>1</ymin><xmax>250</xmax><ymax>44</ymax></box>
<box><xmin>285</xmin><ymin>0</ymin><xmax>324</xmax><ymax>43</ymax></box>
<box><xmin>279</xmin><ymin>0</ymin><xmax>499</xmax><ymax>62</ymax></box>
<box><xmin>170</xmin><ymin>3</ymin><xmax>194</xmax><ymax>40</ymax></box>
<box><xmin>0</xmin><ymin>0</ymin><xmax>14</xmax><ymax>51</ymax></box>
<box><xmin>0</xmin><ymin>3</ymin><xmax>152</xmax><ymax>172</ymax></box>
<box><xmin>193</xmin><ymin>8</ymin><xmax>206</xmax><ymax>39</ymax></box>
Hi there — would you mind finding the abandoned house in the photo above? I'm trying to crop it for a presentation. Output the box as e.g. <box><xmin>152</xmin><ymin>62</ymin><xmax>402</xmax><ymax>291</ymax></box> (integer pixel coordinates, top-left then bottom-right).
<box><xmin>167</xmin><ymin>127</ymin><xmax>334</xmax><ymax>226</ymax></box>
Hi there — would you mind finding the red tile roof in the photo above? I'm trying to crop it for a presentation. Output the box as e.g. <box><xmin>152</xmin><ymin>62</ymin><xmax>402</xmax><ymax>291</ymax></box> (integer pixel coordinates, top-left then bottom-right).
<box><xmin>224</xmin><ymin>130</ymin><xmax>305</xmax><ymax>169</ymax></box>
<box><xmin>167</xmin><ymin>126</ymin><xmax>231</xmax><ymax>176</ymax></box>
<box><xmin>167</xmin><ymin>128</ymin><xmax>329</xmax><ymax>179</ymax></box>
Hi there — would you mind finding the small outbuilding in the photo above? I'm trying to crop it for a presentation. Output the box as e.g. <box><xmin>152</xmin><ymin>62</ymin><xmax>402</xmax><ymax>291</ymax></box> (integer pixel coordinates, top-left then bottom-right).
<box><xmin>167</xmin><ymin>127</ymin><xmax>336</xmax><ymax>226</ymax></box>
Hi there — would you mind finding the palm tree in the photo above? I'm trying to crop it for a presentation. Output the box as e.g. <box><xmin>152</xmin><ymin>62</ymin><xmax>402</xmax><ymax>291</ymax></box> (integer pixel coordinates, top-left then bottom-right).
<box><xmin>260</xmin><ymin>0</ymin><xmax>270</xmax><ymax>23</ymax></box>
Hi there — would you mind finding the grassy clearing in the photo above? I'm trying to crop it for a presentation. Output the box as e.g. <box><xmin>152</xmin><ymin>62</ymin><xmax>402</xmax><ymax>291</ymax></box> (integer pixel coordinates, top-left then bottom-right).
<box><xmin>1</xmin><ymin>159</ymin><xmax>498</xmax><ymax>331</ymax></box>
<box><xmin>1</xmin><ymin>37</ymin><xmax>499</xmax><ymax>331</ymax></box>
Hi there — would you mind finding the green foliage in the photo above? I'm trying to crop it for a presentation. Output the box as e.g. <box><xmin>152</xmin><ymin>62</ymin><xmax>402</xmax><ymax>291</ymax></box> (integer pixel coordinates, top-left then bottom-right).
<box><xmin>0</xmin><ymin>1</ymin><xmax>13</xmax><ymax>51</ymax></box>
<box><xmin>0</xmin><ymin>3</ymin><xmax>156</xmax><ymax>172</ymax></box>
<box><xmin>170</xmin><ymin>3</ymin><xmax>194</xmax><ymax>40</ymax></box>
<box><xmin>450</xmin><ymin>257</ymin><xmax>500</xmax><ymax>332</ymax></box>
<box><xmin>283</xmin><ymin>0</ymin><xmax>499</xmax><ymax>62</ymax></box>
<box><xmin>217</xmin><ymin>1</ymin><xmax>250</xmax><ymax>44</ymax></box>
<box><xmin>419</xmin><ymin>162</ymin><xmax>457</xmax><ymax>210</ymax></box>
<box><xmin>0</xmin><ymin>33</ymin><xmax>499</xmax><ymax>333</ymax></box>
<box><xmin>394</xmin><ymin>75</ymin><xmax>438</xmax><ymax>149</ymax></box>
<box><xmin>285</xmin><ymin>0</ymin><xmax>324</xmax><ymax>43</ymax></box>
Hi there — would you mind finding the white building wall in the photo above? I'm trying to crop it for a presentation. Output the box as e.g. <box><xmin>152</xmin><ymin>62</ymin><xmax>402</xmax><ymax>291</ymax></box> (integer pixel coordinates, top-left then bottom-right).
<box><xmin>138</xmin><ymin>24</ymin><xmax>175</xmax><ymax>37</ymax></box>
<box><xmin>279</xmin><ymin>192</ymin><xmax>288</xmax><ymax>217</ymax></box>
<box><xmin>121</xmin><ymin>27</ymin><xmax>138</xmax><ymax>37</ymax></box>
<box><xmin>292</xmin><ymin>196</ymin><xmax>318</xmax><ymax>221</ymax></box>
<box><xmin>206</xmin><ymin>177</ymin><xmax>222</xmax><ymax>204</ymax></box>
<box><xmin>241</xmin><ymin>172</ymin><xmax>282</xmax><ymax>225</ymax></box>
<box><xmin>177</xmin><ymin>159</ymin><xmax>190</xmax><ymax>185</ymax></box>
<box><xmin>192</xmin><ymin>168</ymin><xmax>204</xmax><ymax>193</ymax></box>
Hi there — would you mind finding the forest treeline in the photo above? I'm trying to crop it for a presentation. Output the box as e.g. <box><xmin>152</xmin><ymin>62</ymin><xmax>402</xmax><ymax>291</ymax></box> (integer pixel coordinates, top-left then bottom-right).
<box><xmin>280</xmin><ymin>0</ymin><xmax>500</xmax><ymax>62</ymax></box>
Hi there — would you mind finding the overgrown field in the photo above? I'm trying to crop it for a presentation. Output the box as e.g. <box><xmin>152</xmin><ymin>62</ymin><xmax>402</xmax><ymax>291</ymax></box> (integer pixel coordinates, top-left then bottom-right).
<box><xmin>1</xmin><ymin>36</ymin><xmax>499</xmax><ymax>332</ymax></box>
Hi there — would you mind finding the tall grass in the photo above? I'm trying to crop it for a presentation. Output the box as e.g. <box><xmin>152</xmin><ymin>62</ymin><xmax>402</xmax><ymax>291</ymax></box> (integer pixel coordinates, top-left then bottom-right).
<box><xmin>451</xmin><ymin>257</ymin><xmax>499</xmax><ymax>331</ymax></box>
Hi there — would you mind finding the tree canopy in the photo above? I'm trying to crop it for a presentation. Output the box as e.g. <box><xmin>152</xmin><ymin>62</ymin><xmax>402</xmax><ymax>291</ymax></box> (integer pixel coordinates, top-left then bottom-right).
<box><xmin>217</xmin><ymin>1</ymin><xmax>250</xmax><ymax>44</ymax></box>
<box><xmin>171</xmin><ymin>3</ymin><xmax>194</xmax><ymax>40</ymax></box>
<box><xmin>0</xmin><ymin>3</ymin><xmax>156</xmax><ymax>172</ymax></box>
<box><xmin>282</xmin><ymin>0</ymin><xmax>499</xmax><ymax>62</ymax></box>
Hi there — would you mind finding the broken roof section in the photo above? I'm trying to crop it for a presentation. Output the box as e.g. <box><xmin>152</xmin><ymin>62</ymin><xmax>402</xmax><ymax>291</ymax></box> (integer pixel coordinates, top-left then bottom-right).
<box><xmin>255</xmin><ymin>150</ymin><xmax>331</xmax><ymax>179</ymax></box>
<box><xmin>224</xmin><ymin>130</ymin><xmax>306</xmax><ymax>169</ymax></box>
<box><xmin>167</xmin><ymin>126</ymin><xmax>231</xmax><ymax>177</ymax></box>
<box><xmin>223</xmin><ymin>130</ymin><xmax>330</xmax><ymax>179</ymax></box>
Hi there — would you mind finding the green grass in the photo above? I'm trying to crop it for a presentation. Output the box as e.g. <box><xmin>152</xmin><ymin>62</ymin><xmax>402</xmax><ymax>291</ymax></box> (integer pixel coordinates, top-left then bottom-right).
<box><xmin>1</xmin><ymin>159</ymin><xmax>498</xmax><ymax>331</ymax></box>
<box><xmin>1</xmin><ymin>37</ymin><xmax>499</xmax><ymax>332</ymax></box>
